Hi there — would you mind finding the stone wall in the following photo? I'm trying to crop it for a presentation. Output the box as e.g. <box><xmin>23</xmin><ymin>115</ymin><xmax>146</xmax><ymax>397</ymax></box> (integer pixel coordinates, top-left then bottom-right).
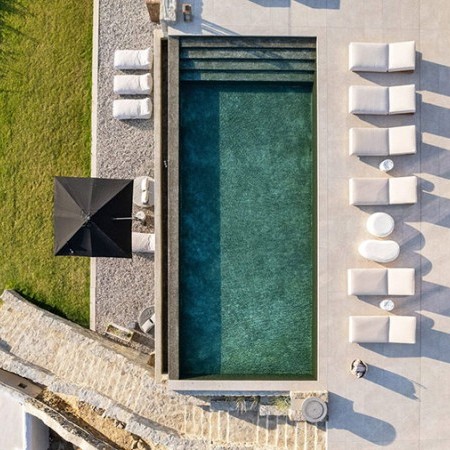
<box><xmin>0</xmin><ymin>290</ymin><xmax>326</xmax><ymax>449</ymax></box>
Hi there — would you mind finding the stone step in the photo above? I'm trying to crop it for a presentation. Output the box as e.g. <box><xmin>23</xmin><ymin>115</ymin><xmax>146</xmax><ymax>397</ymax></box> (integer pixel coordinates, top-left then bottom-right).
<box><xmin>179</xmin><ymin>37</ymin><xmax>316</xmax><ymax>49</ymax></box>
<box><xmin>180</xmin><ymin>71</ymin><xmax>315</xmax><ymax>83</ymax></box>
<box><xmin>180</xmin><ymin>59</ymin><xmax>315</xmax><ymax>72</ymax></box>
<box><xmin>180</xmin><ymin>48</ymin><xmax>316</xmax><ymax>61</ymax></box>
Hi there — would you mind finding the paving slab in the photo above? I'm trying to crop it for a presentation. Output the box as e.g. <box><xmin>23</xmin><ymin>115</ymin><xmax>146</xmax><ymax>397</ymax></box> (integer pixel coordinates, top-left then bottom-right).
<box><xmin>165</xmin><ymin>0</ymin><xmax>450</xmax><ymax>448</ymax></box>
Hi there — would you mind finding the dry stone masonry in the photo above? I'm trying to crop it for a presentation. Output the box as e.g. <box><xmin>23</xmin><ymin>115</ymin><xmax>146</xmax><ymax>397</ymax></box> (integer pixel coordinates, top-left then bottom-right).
<box><xmin>0</xmin><ymin>291</ymin><xmax>326</xmax><ymax>449</ymax></box>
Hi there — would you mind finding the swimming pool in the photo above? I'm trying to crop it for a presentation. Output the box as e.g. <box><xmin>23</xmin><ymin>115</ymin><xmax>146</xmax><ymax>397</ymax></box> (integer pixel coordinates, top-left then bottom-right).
<box><xmin>169</xmin><ymin>37</ymin><xmax>316</xmax><ymax>380</ymax></box>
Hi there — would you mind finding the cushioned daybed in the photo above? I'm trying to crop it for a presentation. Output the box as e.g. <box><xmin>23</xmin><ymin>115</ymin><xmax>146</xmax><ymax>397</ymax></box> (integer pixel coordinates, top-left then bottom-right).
<box><xmin>349</xmin><ymin>176</ymin><xmax>417</xmax><ymax>206</ymax></box>
<box><xmin>349</xmin><ymin>41</ymin><xmax>415</xmax><ymax>72</ymax></box>
<box><xmin>349</xmin><ymin>316</ymin><xmax>416</xmax><ymax>344</ymax></box>
<box><xmin>113</xmin><ymin>99</ymin><xmax>152</xmax><ymax>120</ymax></box>
<box><xmin>113</xmin><ymin>74</ymin><xmax>152</xmax><ymax>95</ymax></box>
<box><xmin>348</xmin><ymin>268</ymin><xmax>415</xmax><ymax>296</ymax></box>
<box><xmin>114</xmin><ymin>48</ymin><xmax>152</xmax><ymax>70</ymax></box>
<box><xmin>349</xmin><ymin>85</ymin><xmax>415</xmax><ymax>115</ymax></box>
<box><xmin>349</xmin><ymin>125</ymin><xmax>416</xmax><ymax>156</ymax></box>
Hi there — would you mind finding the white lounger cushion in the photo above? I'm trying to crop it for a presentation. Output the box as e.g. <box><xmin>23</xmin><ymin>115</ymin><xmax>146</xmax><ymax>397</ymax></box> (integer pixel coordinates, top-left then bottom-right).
<box><xmin>349</xmin><ymin>125</ymin><xmax>416</xmax><ymax>156</ymax></box>
<box><xmin>349</xmin><ymin>176</ymin><xmax>417</xmax><ymax>205</ymax></box>
<box><xmin>349</xmin><ymin>43</ymin><xmax>388</xmax><ymax>72</ymax></box>
<box><xmin>114</xmin><ymin>48</ymin><xmax>152</xmax><ymax>70</ymax></box>
<box><xmin>349</xmin><ymin>41</ymin><xmax>415</xmax><ymax>72</ymax></box>
<box><xmin>358</xmin><ymin>240</ymin><xmax>400</xmax><ymax>263</ymax></box>
<box><xmin>132</xmin><ymin>232</ymin><xmax>155</xmax><ymax>253</ymax></box>
<box><xmin>349</xmin><ymin>85</ymin><xmax>415</xmax><ymax>115</ymax></box>
<box><xmin>113</xmin><ymin>99</ymin><xmax>152</xmax><ymax>120</ymax></box>
<box><xmin>388</xmin><ymin>41</ymin><xmax>416</xmax><ymax>72</ymax></box>
<box><xmin>348</xmin><ymin>268</ymin><xmax>415</xmax><ymax>296</ymax></box>
<box><xmin>349</xmin><ymin>316</ymin><xmax>416</xmax><ymax>344</ymax></box>
<box><xmin>113</xmin><ymin>74</ymin><xmax>152</xmax><ymax>95</ymax></box>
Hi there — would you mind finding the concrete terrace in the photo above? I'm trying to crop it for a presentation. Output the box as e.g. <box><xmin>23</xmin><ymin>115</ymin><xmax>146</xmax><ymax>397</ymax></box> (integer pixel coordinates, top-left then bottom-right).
<box><xmin>165</xmin><ymin>0</ymin><xmax>450</xmax><ymax>448</ymax></box>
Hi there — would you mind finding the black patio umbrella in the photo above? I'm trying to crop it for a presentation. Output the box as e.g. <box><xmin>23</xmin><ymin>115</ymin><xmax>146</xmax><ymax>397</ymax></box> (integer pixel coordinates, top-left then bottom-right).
<box><xmin>54</xmin><ymin>176</ymin><xmax>134</xmax><ymax>258</ymax></box>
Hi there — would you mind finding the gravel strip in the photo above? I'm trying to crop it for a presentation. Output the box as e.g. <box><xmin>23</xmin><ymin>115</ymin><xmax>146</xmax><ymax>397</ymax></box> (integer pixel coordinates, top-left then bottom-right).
<box><xmin>94</xmin><ymin>0</ymin><xmax>160</xmax><ymax>336</ymax></box>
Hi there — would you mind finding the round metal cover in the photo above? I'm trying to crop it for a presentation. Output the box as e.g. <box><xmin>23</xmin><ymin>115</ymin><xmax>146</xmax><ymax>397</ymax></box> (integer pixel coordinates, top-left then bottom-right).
<box><xmin>302</xmin><ymin>397</ymin><xmax>327</xmax><ymax>423</ymax></box>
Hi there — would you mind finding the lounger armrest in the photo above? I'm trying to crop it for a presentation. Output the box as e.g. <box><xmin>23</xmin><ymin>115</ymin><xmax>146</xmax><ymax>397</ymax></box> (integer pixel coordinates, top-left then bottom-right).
<box><xmin>388</xmin><ymin>316</ymin><xmax>416</xmax><ymax>343</ymax></box>
<box><xmin>388</xmin><ymin>125</ymin><xmax>416</xmax><ymax>155</ymax></box>
<box><xmin>388</xmin><ymin>176</ymin><xmax>417</xmax><ymax>205</ymax></box>
<box><xmin>388</xmin><ymin>85</ymin><xmax>416</xmax><ymax>114</ymax></box>
<box><xmin>349</xmin><ymin>316</ymin><xmax>390</xmax><ymax>343</ymax></box>
<box><xmin>388</xmin><ymin>41</ymin><xmax>415</xmax><ymax>72</ymax></box>
<box><xmin>387</xmin><ymin>268</ymin><xmax>415</xmax><ymax>295</ymax></box>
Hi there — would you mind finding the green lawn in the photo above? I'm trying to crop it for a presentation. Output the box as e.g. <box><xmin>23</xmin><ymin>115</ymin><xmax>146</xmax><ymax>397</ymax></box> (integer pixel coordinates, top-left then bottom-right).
<box><xmin>0</xmin><ymin>0</ymin><xmax>92</xmax><ymax>326</ymax></box>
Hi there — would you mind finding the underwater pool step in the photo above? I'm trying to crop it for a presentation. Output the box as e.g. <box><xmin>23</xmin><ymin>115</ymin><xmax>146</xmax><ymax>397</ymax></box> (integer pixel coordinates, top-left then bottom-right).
<box><xmin>180</xmin><ymin>48</ymin><xmax>316</xmax><ymax>61</ymax></box>
<box><xmin>180</xmin><ymin>71</ymin><xmax>315</xmax><ymax>82</ymax></box>
<box><xmin>180</xmin><ymin>59</ymin><xmax>315</xmax><ymax>72</ymax></box>
<box><xmin>179</xmin><ymin>37</ymin><xmax>316</xmax><ymax>49</ymax></box>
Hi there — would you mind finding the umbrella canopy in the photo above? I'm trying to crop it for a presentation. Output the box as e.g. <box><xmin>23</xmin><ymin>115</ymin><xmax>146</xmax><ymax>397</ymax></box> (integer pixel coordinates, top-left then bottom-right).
<box><xmin>54</xmin><ymin>177</ymin><xmax>134</xmax><ymax>258</ymax></box>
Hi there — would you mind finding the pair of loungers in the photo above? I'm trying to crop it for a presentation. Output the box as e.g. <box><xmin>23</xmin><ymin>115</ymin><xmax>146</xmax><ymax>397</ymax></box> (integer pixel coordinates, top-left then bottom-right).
<box><xmin>113</xmin><ymin>48</ymin><xmax>153</xmax><ymax>120</ymax></box>
<box><xmin>348</xmin><ymin>41</ymin><xmax>417</xmax><ymax>345</ymax></box>
<box><xmin>349</xmin><ymin>41</ymin><xmax>416</xmax><ymax>115</ymax></box>
<box><xmin>348</xmin><ymin>268</ymin><xmax>416</xmax><ymax>344</ymax></box>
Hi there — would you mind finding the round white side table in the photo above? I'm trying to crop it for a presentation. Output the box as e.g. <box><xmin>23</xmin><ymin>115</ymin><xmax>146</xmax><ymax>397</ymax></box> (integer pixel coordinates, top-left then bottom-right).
<box><xmin>380</xmin><ymin>299</ymin><xmax>395</xmax><ymax>311</ymax></box>
<box><xmin>379</xmin><ymin>159</ymin><xmax>394</xmax><ymax>172</ymax></box>
<box><xmin>366</xmin><ymin>212</ymin><xmax>395</xmax><ymax>238</ymax></box>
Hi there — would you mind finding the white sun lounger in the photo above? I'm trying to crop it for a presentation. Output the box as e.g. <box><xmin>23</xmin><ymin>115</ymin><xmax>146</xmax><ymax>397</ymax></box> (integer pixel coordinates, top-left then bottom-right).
<box><xmin>113</xmin><ymin>74</ymin><xmax>152</xmax><ymax>95</ymax></box>
<box><xmin>349</xmin><ymin>316</ymin><xmax>416</xmax><ymax>344</ymax></box>
<box><xmin>113</xmin><ymin>99</ymin><xmax>152</xmax><ymax>120</ymax></box>
<box><xmin>349</xmin><ymin>85</ymin><xmax>415</xmax><ymax>115</ymax></box>
<box><xmin>349</xmin><ymin>125</ymin><xmax>416</xmax><ymax>156</ymax></box>
<box><xmin>348</xmin><ymin>268</ymin><xmax>415</xmax><ymax>296</ymax></box>
<box><xmin>349</xmin><ymin>41</ymin><xmax>415</xmax><ymax>72</ymax></box>
<box><xmin>114</xmin><ymin>48</ymin><xmax>152</xmax><ymax>70</ymax></box>
<box><xmin>349</xmin><ymin>176</ymin><xmax>417</xmax><ymax>206</ymax></box>
<box><xmin>132</xmin><ymin>232</ymin><xmax>155</xmax><ymax>253</ymax></box>
<box><xmin>358</xmin><ymin>240</ymin><xmax>400</xmax><ymax>263</ymax></box>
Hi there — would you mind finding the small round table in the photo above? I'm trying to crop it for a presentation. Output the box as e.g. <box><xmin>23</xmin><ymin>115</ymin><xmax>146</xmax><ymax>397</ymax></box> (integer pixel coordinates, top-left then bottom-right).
<box><xmin>379</xmin><ymin>159</ymin><xmax>394</xmax><ymax>172</ymax></box>
<box><xmin>366</xmin><ymin>212</ymin><xmax>395</xmax><ymax>238</ymax></box>
<box><xmin>380</xmin><ymin>299</ymin><xmax>395</xmax><ymax>311</ymax></box>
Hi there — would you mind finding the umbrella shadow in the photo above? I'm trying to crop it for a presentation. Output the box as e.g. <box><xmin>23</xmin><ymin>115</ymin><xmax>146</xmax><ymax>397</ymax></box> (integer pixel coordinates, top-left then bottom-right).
<box><xmin>328</xmin><ymin>392</ymin><xmax>396</xmax><ymax>445</ymax></box>
<box><xmin>364</xmin><ymin>365</ymin><xmax>420</xmax><ymax>400</ymax></box>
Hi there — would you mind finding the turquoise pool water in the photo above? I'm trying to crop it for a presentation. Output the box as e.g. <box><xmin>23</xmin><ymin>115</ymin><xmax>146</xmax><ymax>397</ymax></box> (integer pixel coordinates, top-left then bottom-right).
<box><xmin>179</xmin><ymin>81</ymin><xmax>315</xmax><ymax>379</ymax></box>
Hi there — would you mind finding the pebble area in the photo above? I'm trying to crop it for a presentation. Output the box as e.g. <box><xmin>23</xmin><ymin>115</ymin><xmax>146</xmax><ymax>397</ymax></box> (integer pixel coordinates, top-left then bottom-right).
<box><xmin>93</xmin><ymin>0</ymin><xmax>159</xmax><ymax>336</ymax></box>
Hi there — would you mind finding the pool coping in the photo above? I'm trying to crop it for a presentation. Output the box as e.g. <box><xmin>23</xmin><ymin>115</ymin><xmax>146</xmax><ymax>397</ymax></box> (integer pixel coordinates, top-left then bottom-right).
<box><xmin>166</xmin><ymin>35</ymin><xmax>325</xmax><ymax>391</ymax></box>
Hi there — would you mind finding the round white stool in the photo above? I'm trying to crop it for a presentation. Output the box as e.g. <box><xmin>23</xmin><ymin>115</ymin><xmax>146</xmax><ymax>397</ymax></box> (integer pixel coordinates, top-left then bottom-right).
<box><xmin>366</xmin><ymin>212</ymin><xmax>395</xmax><ymax>238</ymax></box>
<box><xmin>380</xmin><ymin>299</ymin><xmax>395</xmax><ymax>311</ymax></box>
<box><xmin>379</xmin><ymin>159</ymin><xmax>394</xmax><ymax>172</ymax></box>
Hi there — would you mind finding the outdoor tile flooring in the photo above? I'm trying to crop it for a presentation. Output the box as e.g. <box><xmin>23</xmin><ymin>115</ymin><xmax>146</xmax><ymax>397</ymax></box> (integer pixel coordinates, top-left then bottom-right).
<box><xmin>166</xmin><ymin>0</ymin><xmax>450</xmax><ymax>448</ymax></box>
